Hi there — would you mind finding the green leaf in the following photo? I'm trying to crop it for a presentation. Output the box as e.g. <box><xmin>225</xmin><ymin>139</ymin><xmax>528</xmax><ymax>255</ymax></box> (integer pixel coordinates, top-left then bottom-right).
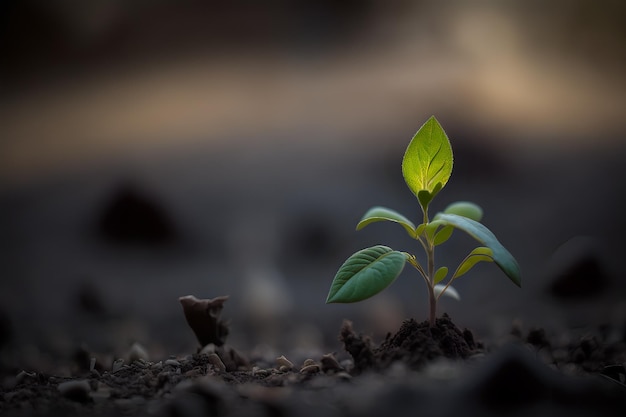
<box><xmin>434</xmin><ymin>225</ymin><xmax>454</xmax><ymax>246</ymax></box>
<box><xmin>424</xmin><ymin>220</ymin><xmax>443</xmax><ymax>241</ymax></box>
<box><xmin>433</xmin><ymin>266</ymin><xmax>448</xmax><ymax>284</ymax></box>
<box><xmin>326</xmin><ymin>246</ymin><xmax>408</xmax><ymax>303</ymax></box>
<box><xmin>443</xmin><ymin>201</ymin><xmax>483</xmax><ymax>222</ymax></box>
<box><xmin>435</xmin><ymin>213</ymin><xmax>521</xmax><ymax>287</ymax></box>
<box><xmin>434</xmin><ymin>284</ymin><xmax>460</xmax><ymax>301</ymax></box>
<box><xmin>356</xmin><ymin>207</ymin><xmax>416</xmax><ymax>237</ymax></box>
<box><xmin>452</xmin><ymin>247</ymin><xmax>494</xmax><ymax>279</ymax></box>
<box><xmin>402</xmin><ymin>116</ymin><xmax>453</xmax><ymax>204</ymax></box>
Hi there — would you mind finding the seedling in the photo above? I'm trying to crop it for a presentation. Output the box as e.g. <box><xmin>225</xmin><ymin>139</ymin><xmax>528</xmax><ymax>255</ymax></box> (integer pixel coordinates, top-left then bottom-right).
<box><xmin>326</xmin><ymin>116</ymin><xmax>521</xmax><ymax>326</ymax></box>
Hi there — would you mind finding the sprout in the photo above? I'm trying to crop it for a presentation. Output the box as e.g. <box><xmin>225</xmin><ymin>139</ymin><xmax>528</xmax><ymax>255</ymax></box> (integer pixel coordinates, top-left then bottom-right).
<box><xmin>326</xmin><ymin>116</ymin><xmax>521</xmax><ymax>326</ymax></box>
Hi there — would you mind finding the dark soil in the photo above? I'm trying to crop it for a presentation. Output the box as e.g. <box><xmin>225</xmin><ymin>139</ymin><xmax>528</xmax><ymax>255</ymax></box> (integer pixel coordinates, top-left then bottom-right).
<box><xmin>2</xmin><ymin>313</ymin><xmax>625</xmax><ymax>417</ymax></box>
<box><xmin>340</xmin><ymin>314</ymin><xmax>481</xmax><ymax>373</ymax></box>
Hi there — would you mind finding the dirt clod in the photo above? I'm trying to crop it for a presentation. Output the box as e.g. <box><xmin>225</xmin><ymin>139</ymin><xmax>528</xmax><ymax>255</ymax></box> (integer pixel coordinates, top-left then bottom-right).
<box><xmin>341</xmin><ymin>314</ymin><xmax>481</xmax><ymax>373</ymax></box>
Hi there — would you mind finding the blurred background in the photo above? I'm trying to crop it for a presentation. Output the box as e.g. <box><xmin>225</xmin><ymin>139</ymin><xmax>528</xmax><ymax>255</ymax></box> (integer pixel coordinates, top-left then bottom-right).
<box><xmin>1</xmin><ymin>0</ymin><xmax>626</xmax><ymax>370</ymax></box>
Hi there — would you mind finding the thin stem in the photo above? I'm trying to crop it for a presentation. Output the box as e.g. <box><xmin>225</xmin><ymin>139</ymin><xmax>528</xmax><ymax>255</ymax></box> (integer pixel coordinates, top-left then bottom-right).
<box><xmin>436</xmin><ymin>276</ymin><xmax>454</xmax><ymax>302</ymax></box>
<box><xmin>419</xmin><ymin>203</ymin><xmax>437</xmax><ymax>327</ymax></box>
<box><xmin>408</xmin><ymin>257</ymin><xmax>429</xmax><ymax>287</ymax></box>
<box><xmin>426</xmin><ymin>242</ymin><xmax>436</xmax><ymax>327</ymax></box>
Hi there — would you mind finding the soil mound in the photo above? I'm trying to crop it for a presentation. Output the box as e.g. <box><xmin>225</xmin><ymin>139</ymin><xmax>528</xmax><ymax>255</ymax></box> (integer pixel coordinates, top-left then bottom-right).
<box><xmin>340</xmin><ymin>314</ymin><xmax>481</xmax><ymax>373</ymax></box>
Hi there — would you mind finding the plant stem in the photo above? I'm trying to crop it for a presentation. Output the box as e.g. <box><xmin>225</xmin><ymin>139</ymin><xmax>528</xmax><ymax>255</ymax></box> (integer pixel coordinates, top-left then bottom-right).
<box><xmin>420</xmin><ymin>204</ymin><xmax>437</xmax><ymax>327</ymax></box>
<box><xmin>426</xmin><ymin>242</ymin><xmax>436</xmax><ymax>327</ymax></box>
<box><xmin>428</xmin><ymin>282</ymin><xmax>437</xmax><ymax>327</ymax></box>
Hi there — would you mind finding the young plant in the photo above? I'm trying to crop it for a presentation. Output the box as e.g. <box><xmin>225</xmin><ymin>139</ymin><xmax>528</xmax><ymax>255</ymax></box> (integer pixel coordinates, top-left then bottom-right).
<box><xmin>326</xmin><ymin>116</ymin><xmax>521</xmax><ymax>326</ymax></box>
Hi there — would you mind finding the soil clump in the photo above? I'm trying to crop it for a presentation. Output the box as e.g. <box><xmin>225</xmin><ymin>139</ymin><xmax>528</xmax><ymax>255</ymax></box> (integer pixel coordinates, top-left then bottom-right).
<box><xmin>341</xmin><ymin>313</ymin><xmax>481</xmax><ymax>373</ymax></box>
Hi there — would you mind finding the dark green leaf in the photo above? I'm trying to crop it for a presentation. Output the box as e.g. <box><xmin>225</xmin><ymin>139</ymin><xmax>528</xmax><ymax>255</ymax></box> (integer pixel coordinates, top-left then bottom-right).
<box><xmin>326</xmin><ymin>246</ymin><xmax>408</xmax><ymax>303</ymax></box>
<box><xmin>356</xmin><ymin>207</ymin><xmax>416</xmax><ymax>237</ymax></box>
<box><xmin>435</xmin><ymin>213</ymin><xmax>521</xmax><ymax>287</ymax></box>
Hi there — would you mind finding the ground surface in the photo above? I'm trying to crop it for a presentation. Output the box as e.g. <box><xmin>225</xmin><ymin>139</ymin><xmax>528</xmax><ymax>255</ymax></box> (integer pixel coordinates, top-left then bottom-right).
<box><xmin>1</xmin><ymin>313</ymin><xmax>625</xmax><ymax>417</ymax></box>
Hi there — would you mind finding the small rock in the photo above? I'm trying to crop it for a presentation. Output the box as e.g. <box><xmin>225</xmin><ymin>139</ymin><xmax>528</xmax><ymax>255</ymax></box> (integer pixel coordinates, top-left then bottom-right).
<box><xmin>275</xmin><ymin>355</ymin><xmax>293</xmax><ymax>371</ymax></box>
<box><xmin>15</xmin><ymin>371</ymin><xmax>37</xmax><ymax>384</ymax></box>
<box><xmin>215</xmin><ymin>345</ymin><xmax>249</xmax><ymax>371</ymax></box>
<box><xmin>111</xmin><ymin>359</ymin><xmax>124</xmax><ymax>373</ymax></box>
<box><xmin>165</xmin><ymin>359</ymin><xmax>181</xmax><ymax>367</ymax></box>
<box><xmin>300</xmin><ymin>363</ymin><xmax>321</xmax><ymax>375</ymax></box>
<box><xmin>206</xmin><ymin>354</ymin><xmax>226</xmax><ymax>373</ymax></box>
<box><xmin>58</xmin><ymin>380</ymin><xmax>91</xmax><ymax>403</ymax></box>
<box><xmin>252</xmin><ymin>366</ymin><xmax>271</xmax><ymax>377</ymax></box>
<box><xmin>302</xmin><ymin>358</ymin><xmax>316</xmax><ymax>367</ymax></box>
<box><xmin>320</xmin><ymin>353</ymin><xmax>344</xmax><ymax>373</ymax></box>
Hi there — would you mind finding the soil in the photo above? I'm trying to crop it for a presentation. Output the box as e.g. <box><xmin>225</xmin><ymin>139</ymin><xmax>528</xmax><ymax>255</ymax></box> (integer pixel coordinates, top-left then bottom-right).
<box><xmin>2</xmin><ymin>312</ymin><xmax>625</xmax><ymax>417</ymax></box>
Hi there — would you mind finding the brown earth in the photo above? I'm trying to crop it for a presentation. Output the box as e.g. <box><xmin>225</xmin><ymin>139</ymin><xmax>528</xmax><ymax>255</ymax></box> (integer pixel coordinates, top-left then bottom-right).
<box><xmin>1</xmin><ymin>310</ymin><xmax>625</xmax><ymax>417</ymax></box>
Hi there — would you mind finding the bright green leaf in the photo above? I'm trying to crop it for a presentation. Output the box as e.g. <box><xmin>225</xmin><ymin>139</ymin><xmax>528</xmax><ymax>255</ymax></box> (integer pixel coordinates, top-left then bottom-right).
<box><xmin>435</xmin><ymin>213</ymin><xmax>521</xmax><ymax>286</ymax></box>
<box><xmin>434</xmin><ymin>284</ymin><xmax>460</xmax><ymax>301</ymax></box>
<box><xmin>326</xmin><ymin>245</ymin><xmax>408</xmax><ymax>303</ymax></box>
<box><xmin>452</xmin><ymin>247</ymin><xmax>494</xmax><ymax>279</ymax></box>
<box><xmin>443</xmin><ymin>201</ymin><xmax>483</xmax><ymax>222</ymax></box>
<box><xmin>356</xmin><ymin>206</ymin><xmax>416</xmax><ymax>237</ymax></box>
<box><xmin>402</xmin><ymin>116</ymin><xmax>453</xmax><ymax>205</ymax></box>
<box><xmin>433</xmin><ymin>266</ymin><xmax>448</xmax><ymax>284</ymax></box>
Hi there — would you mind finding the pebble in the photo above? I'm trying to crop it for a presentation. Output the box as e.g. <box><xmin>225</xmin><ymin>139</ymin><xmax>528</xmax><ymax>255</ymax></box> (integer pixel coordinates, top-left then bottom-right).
<box><xmin>300</xmin><ymin>364</ymin><xmax>321</xmax><ymax>375</ymax></box>
<box><xmin>276</xmin><ymin>355</ymin><xmax>294</xmax><ymax>371</ymax></box>
<box><xmin>15</xmin><ymin>370</ymin><xmax>37</xmax><ymax>384</ymax></box>
<box><xmin>57</xmin><ymin>380</ymin><xmax>91</xmax><ymax>402</ymax></box>
<box><xmin>206</xmin><ymin>353</ymin><xmax>226</xmax><ymax>373</ymax></box>
<box><xmin>252</xmin><ymin>366</ymin><xmax>272</xmax><ymax>377</ymax></box>
<box><xmin>320</xmin><ymin>353</ymin><xmax>343</xmax><ymax>373</ymax></box>
<box><xmin>164</xmin><ymin>359</ymin><xmax>181</xmax><ymax>367</ymax></box>
<box><xmin>111</xmin><ymin>358</ymin><xmax>124</xmax><ymax>373</ymax></box>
